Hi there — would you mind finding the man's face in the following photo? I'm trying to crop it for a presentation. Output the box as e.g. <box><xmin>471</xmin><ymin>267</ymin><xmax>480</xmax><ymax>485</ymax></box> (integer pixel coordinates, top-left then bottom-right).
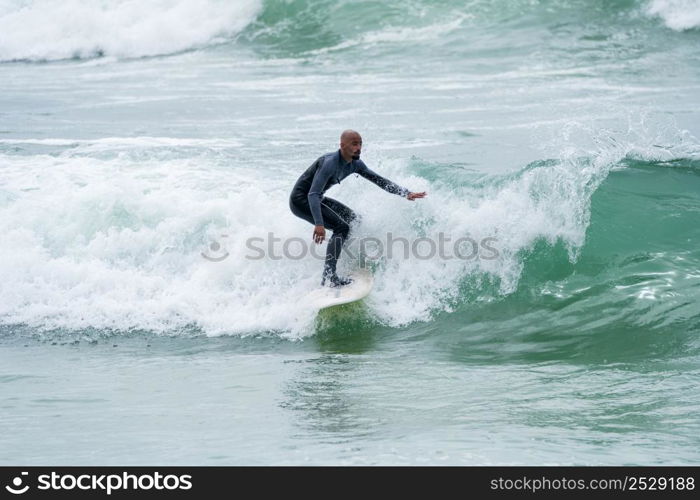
<box><xmin>341</xmin><ymin>134</ymin><xmax>362</xmax><ymax>161</ymax></box>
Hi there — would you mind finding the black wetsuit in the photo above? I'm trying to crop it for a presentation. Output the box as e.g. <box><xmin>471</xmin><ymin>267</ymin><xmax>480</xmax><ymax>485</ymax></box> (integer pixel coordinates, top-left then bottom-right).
<box><xmin>289</xmin><ymin>150</ymin><xmax>409</xmax><ymax>282</ymax></box>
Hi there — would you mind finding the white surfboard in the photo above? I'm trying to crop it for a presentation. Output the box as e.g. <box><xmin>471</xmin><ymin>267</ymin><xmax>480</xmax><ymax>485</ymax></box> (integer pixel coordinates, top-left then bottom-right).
<box><xmin>305</xmin><ymin>268</ymin><xmax>374</xmax><ymax>310</ymax></box>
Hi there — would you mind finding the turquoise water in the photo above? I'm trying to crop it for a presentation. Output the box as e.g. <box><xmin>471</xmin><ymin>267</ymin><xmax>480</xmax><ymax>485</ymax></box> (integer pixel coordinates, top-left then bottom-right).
<box><xmin>1</xmin><ymin>0</ymin><xmax>699</xmax><ymax>464</ymax></box>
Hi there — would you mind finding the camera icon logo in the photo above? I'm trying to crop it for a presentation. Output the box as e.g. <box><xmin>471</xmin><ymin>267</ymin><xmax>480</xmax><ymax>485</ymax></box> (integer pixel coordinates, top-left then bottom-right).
<box><xmin>201</xmin><ymin>234</ymin><xmax>230</xmax><ymax>262</ymax></box>
<box><xmin>5</xmin><ymin>472</ymin><xmax>29</xmax><ymax>494</ymax></box>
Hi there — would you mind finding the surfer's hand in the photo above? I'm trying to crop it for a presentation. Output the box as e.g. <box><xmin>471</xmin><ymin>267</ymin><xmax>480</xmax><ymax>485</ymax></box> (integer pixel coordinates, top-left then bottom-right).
<box><xmin>407</xmin><ymin>191</ymin><xmax>426</xmax><ymax>201</ymax></box>
<box><xmin>313</xmin><ymin>225</ymin><xmax>326</xmax><ymax>244</ymax></box>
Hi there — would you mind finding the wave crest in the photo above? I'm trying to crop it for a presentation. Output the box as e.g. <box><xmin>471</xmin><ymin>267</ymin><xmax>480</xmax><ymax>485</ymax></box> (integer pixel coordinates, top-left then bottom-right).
<box><xmin>0</xmin><ymin>0</ymin><xmax>262</xmax><ymax>61</ymax></box>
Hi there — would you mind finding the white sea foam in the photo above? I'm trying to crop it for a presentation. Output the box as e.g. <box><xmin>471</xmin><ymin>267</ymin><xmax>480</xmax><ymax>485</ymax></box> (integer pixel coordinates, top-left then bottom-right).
<box><xmin>2</xmin><ymin>111</ymin><xmax>696</xmax><ymax>338</ymax></box>
<box><xmin>0</xmin><ymin>136</ymin><xmax>242</xmax><ymax>149</ymax></box>
<box><xmin>0</xmin><ymin>0</ymin><xmax>262</xmax><ymax>61</ymax></box>
<box><xmin>646</xmin><ymin>0</ymin><xmax>700</xmax><ymax>30</ymax></box>
<box><xmin>0</xmin><ymin>134</ymin><xmax>614</xmax><ymax>338</ymax></box>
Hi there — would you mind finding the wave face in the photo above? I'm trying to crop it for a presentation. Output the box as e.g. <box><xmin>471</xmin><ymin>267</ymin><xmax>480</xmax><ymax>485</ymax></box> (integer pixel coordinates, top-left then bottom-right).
<box><xmin>1</xmin><ymin>0</ymin><xmax>699</xmax><ymax>62</ymax></box>
<box><xmin>1</xmin><ymin>131</ymin><xmax>698</xmax><ymax>338</ymax></box>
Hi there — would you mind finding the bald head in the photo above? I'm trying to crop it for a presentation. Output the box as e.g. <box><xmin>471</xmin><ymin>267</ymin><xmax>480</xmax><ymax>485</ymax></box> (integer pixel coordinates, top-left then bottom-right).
<box><xmin>340</xmin><ymin>129</ymin><xmax>361</xmax><ymax>142</ymax></box>
<box><xmin>339</xmin><ymin>130</ymin><xmax>363</xmax><ymax>162</ymax></box>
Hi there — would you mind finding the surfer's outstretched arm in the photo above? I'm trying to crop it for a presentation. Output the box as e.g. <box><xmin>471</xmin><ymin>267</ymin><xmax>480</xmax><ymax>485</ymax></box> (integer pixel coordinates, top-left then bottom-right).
<box><xmin>356</xmin><ymin>161</ymin><xmax>426</xmax><ymax>200</ymax></box>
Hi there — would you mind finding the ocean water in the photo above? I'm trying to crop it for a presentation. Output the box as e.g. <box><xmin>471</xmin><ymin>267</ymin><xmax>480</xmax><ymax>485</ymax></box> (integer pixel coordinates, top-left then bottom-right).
<box><xmin>1</xmin><ymin>0</ymin><xmax>699</xmax><ymax>465</ymax></box>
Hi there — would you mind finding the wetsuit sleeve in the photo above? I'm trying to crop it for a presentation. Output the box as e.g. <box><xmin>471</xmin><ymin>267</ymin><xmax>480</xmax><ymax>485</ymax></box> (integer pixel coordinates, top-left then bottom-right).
<box><xmin>356</xmin><ymin>162</ymin><xmax>409</xmax><ymax>197</ymax></box>
<box><xmin>308</xmin><ymin>157</ymin><xmax>334</xmax><ymax>226</ymax></box>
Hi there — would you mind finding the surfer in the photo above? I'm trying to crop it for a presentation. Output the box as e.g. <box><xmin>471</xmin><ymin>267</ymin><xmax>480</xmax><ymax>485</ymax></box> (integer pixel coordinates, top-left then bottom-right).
<box><xmin>289</xmin><ymin>130</ymin><xmax>427</xmax><ymax>287</ymax></box>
